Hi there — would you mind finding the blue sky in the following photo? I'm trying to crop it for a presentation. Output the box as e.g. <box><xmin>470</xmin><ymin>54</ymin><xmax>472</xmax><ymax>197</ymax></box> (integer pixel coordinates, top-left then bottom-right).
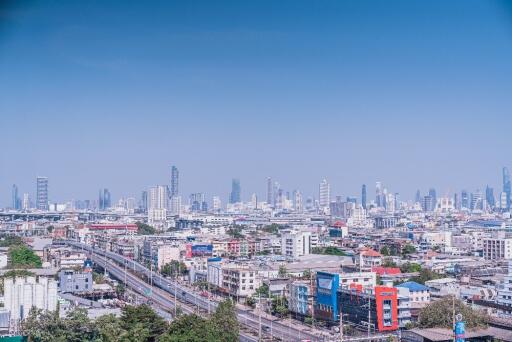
<box><xmin>1</xmin><ymin>0</ymin><xmax>512</xmax><ymax>206</ymax></box>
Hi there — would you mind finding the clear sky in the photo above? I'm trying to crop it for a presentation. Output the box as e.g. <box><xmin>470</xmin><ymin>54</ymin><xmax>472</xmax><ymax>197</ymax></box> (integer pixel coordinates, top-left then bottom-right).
<box><xmin>1</xmin><ymin>0</ymin><xmax>512</xmax><ymax>206</ymax></box>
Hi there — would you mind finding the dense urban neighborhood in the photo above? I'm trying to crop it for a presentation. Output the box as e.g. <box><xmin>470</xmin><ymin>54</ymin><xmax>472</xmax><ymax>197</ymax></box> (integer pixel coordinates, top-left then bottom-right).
<box><xmin>1</xmin><ymin>167</ymin><xmax>512</xmax><ymax>341</ymax></box>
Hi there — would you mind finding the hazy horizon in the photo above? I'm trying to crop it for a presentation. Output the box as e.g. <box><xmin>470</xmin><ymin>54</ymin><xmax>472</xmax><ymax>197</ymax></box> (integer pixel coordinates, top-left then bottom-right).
<box><xmin>2</xmin><ymin>0</ymin><xmax>512</xmax><ymax>206</ymax></box>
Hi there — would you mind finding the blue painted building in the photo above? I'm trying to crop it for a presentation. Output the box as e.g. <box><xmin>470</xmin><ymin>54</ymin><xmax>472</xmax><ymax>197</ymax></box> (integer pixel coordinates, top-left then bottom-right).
<box><xmin>315</xmin><ymin>271</ymin><xmax>339</xmax><ymax>321</ymax></box>
<box><xmin>288</xmin><ymin>281</ymin><xmax>311</xmax><ymax>316</ymax></box>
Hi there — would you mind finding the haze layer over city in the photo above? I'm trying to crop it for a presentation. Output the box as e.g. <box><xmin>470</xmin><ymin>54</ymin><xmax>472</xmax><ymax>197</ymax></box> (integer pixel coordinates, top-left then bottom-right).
<box><xmin>1</xmin><ymin>0</ymin><xmax>512</xmax><ymax>206</ymax></box>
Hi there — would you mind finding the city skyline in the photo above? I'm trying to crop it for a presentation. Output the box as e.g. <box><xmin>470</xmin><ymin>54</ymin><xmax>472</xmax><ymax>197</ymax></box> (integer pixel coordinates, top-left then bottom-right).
<box><xmin>4</xmin><ymin>165</ymin><xmax>512</xmax><ymax>208</ymax></box>
<box><xmin>1</xmin><ymin>0</ymin><xmax>512</xmax><ymax>206</ymax></box>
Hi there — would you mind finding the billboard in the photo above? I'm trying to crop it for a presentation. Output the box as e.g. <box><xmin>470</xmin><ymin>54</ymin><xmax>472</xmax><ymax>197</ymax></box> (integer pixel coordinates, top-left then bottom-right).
<box><xmin>315</xmin><ymin>272</ymin><xmax>339</xmax><ymax>321</ymax></box>
<box><xmin>186</xmin><ymin>244</ymin><xmax>213</xmax><ymax>258</ymax></box>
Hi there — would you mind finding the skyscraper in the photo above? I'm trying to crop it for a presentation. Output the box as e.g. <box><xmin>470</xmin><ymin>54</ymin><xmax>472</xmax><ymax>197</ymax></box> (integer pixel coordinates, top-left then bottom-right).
<box><xmin>415</xmin><ymin>190</ymin><xmax>421</xmax><ymax>204</ymax></box>
<box><xmin>485</xmin><ymin>185</ymin><xmax>495</xmax><ymax>209</ymax></box>
<box><xmin>293</xmin><ymin>190</ymin><xmax>303</xmax><ymax>212</ymax></box>
<box><xmin>319</xmin><ymin>179</ymin><xmax>330</xmax><ymax>209</ymax></box>
<box><xmin>503</xmin><ymin>167</ymin><xmax>511</xmax><ymax>210</ymax></box>
<box><xmin>170</xmin><ymin>166</ymin><xmax>179</xmax><ymax>198</ymax></box>
<box><xmin>428</xmin><ymin>188</ymin><xmax>437</xmax><ymax>209</ymax></box>
<box><xmin>266</xmin><ymin>177</ymin><xmax>273</xmax><ymax>206</ymax></box>
<box><xmin>98</xmin><ymin>188</ymin><xmax>111</xmax><ymax>210</ymax></box>
<box><xmin>461</xmin><ymin>190</ymin><xmax>469</xmax><ymax>209</ymax></box>
<box><xmin>148</xmin><ymin>185</ymin><xmax>168</xmax><ymax>222</ymax></box>
<box><xmin>190</xmin><ymin>193</ymin><xmax>206</xmax><ymax>212</ymax></box>
<box><xmin>361</xmin><ymin>184</ymin><xmax>367</xmax><ymax>209</ymax></box>
<box><xmin>230</xmin><ymin>178</ymin><xmax>241</xmax><ymax>204</ymax></box>
<box><xmin>12</xmin><ymin>184</ymin><xmax>20</xmax><ymax>210</ymax></box>
<box><xmin>140</xmin><ymin>190</ymin><xmax>148</xmax><ymax>212</ymax></box>
<box><xmin>36</xmin><ymin>176</ymin><xmax>48</xmax><ymax>211</ymax></box>
<box><xmin>375</xmin><ymin>182</ymin><xmax>383</xmax><ymax>207</ymax></box>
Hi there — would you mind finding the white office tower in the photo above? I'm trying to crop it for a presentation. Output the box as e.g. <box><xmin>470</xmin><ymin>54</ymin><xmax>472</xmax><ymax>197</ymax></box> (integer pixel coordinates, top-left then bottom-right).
<box><xmin>22</xmin><ymin>194</ymin><xmax>30</xmax><ymax>210</ymax></box>
<box><xmin>4</xmin><ymin>276</ymin><xmax>58</xmax><ymax>321</ymax></box>
<box><xmin>170</xmin><ymin>195</ymin><xmax>182</xmax><ymax>215</ymax></box>
<box><xmin>148</xmin><ymin>185</ymin><xmax>168</xmax><ymax>223</ymax></box>
<box><xmin>293</xmin><ymin>190</ymin><xmax>303</xmax><ymax>213</ymax></box>
<box><xmin>281</xmin><ymin>230</ymin><xmax>312</xmax><ymax>258</ymax></box>
<box><xmin>251</xmin><ymin>193</ymin><xmax>258</xmax><ymax>209</ymax></box>
<box><xmin>212</xmin><ymin>196</ymin><xmax>221</xmax><ymax>211</ymax></box>
<box><xmin>319</xmin><ymin>179</ymin><xmax>330</xmax><ymax>210</ymax></box>
<box><xmin>497</xmin><ymin>260</ymin><xmax>512</xmax><ymax>310</ymax></box>
<box><xmin>501</xmin><ymin>192</ymin><xmax>508</xmax><ymax>210</ymax></box>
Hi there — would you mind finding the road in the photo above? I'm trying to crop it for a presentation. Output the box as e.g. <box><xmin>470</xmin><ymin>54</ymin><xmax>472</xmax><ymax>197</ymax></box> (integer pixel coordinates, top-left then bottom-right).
<box><xmin>65</xmin><ymin>240</ymin><xmax>324</xmax><ymax>341</ymax></box>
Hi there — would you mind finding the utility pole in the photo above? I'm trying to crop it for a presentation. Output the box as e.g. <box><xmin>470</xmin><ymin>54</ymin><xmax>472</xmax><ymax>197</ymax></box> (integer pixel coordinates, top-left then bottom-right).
<box><xmin>310</xmin><ymin>270</ymin><xmax>315</xmax><ymax>329</ymax></box>
<box><xmin>339</xmin><ymin>304</ymin><xmax>344</xmax><ymax>342</ymax></box>
<box><xmin>258</xmin><ymin>292</ymin><xmax>262</xmax><ymax>341</ymax></box>
<box><xmin>174</xmin><ymin>270</ymin><xmax>177</xmax><ymax>317</ymax></box>
<box><xmin>452</xmin><ymin>295</ymin><xmax>456</xmax><ymax>342</ymax></box>
<box><xmin>368</xmin><ymin>292</ymin><xmax>371</xmax><ymax>337</ymax></box>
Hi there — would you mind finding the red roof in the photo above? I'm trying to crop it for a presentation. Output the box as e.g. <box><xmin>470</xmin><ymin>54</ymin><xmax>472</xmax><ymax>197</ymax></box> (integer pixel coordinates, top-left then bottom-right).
<box><xmin>360</xmin><ymin>248</ymin><xmax>382</xmax><ymax>257</ymax></box>
<box><xmin>372</xmin><ymin>266</ymin><xmax>401</xmax><ymax>276</ymax></box>
<box><xmin>332</xmin><ymin>221</ymin><xmax>346</xmax><ymax>228</ymax></box>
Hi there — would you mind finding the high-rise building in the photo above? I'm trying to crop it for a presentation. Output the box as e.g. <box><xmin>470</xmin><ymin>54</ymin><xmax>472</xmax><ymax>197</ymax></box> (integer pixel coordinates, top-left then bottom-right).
<box><xmin>22</xmin><ymin>193</ymin><xmax>30</xmax><ymax>210</ymax></box>
<box><xmin>170</xmin><ymin>195</ymin><xmax>182</xmax><ymax>215</ymax></box>
<box><xmin>453</xmin><ymin>193</ymin><xmax>459</xmax><ymax>210</ymax></box>
<box><xmin>470</xmin><ymin>190</ymin><xmax>483</xmax><ymax>211</ymax></box>
<box><xmin>428</xmin><ymin>188</ymin><xmax>437</xmax><ymax>209</ymax></box>
<box><xmin>485</xmin><ymin>186</ymin><xmax>495</xmax><ymax>209</ymax></box>
<box><xmin>212</xmin><ymin>196</ymin><xmax>221</xmax><ymax>211</ymax></box>
<box><xmin>148</xmin><ymin>185</ymin><xmax>168</xmax><ymax>222</ymax></box>
<box><xmin>36</xmin><ymin>176</ymin><xmax>49</xmax><ymax>211</ymax></box>
<box><xmin>461</xmin><ymin>190</ymin><xmax>469</xmax><ymax>209</ymax></box>
<box><xmin>293</xmin><ymin>190</ymin><xmax>303</xmax><ymax>212</ymax></box>
<box><xmin>422</xmin><ymin>196</ymin><xmax>433</xmax><ymax>212</ymax></box>
<box><xmin>190</xmin><ymin>193</ymin><xmax>207</xmax><ymax>212</ymax></box>
<box><xmin>98</xmin><ymin>188</ymin><xmax>111</xmax><ymax>210</ymax></box>
<box><xmin>230</xmin><ymin>178</ymin><xmax>241</xmax><ymax>204</ymax></box>
<box><xmin>361</xmin><ymin>184</ymin><xmax>367</xmax><ymax>209</ymax></box>
<box><xmin>170</xmin><ymin>166</ymin><xmax>179</xmax><ymax>198</ymax></box>
<box><xmin>12</xmin><ymin>184</ymin><xmax>20</xmax><ymax>210</ymax></box>
<box><xmin>140</xmin><ymin>190</ymin><xmax>148</xmax><ymax>212</ymax></box>
<box><xmin>503</xmin><ymin>167</ymin><xmax>511</xmax><ymax>210</ymax></box>
<box><xmin>266</xmin><ymin>177</ymin><xmax>273</xmax><ymax>206</ymax></box>
<box><xmin>319</xmin><ymin>179</ymin><xmax>330</xmax><ymax>209</ymax></box>
<box><xmin>251</xmin><ymin>193</ymin><xmax>258</xmax><ymax>209</ymax></box>
<box><xmin>376</xmin><ymin>182</ymin><xmax>383</xmax><ymax>207</ymax></box>
<box><xmin>415</xmin><ymin>190</ymin><xmax>421</xmax><ymax>204</ymax></box>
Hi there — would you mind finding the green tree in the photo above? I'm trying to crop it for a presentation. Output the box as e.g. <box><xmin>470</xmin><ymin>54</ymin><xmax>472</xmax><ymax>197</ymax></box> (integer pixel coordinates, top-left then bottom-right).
<box><xmin>161</xmin><ymin>314</ymin><xmax>217</xmax><ymax>342</ymax></box>
<box><xmin>227</xmin><ymin>227</ymin><xmax>243</xmax><ymax>238</ymax></box>
<box><xmin>302</xmin><ymin>269</ymin><xmax>312</xmax><ymax>279</ymax></box>
<box><xmin>8</xmin><ymin>244</ymin><xmax>42</xmax><ymax>268</ymax></box>
<box><xmin>402</xmin><ymin>244</ymin><xmax>417</xmax><ymax>257</ymax></box>
<box><xmin>161</xmin><ymin>260</ymin><xmax>188</xmax><ymax>277</ymax></box>
<box><xmin>136</xmin><ymin>222</ymin><xmax>157</xmax><ymax>235</ymax></box>
<box><xmin>210</xmin><ymin>299</ymin><xmax>239</xmax><ymax>342</ymax></box>
<box><xmin>410</xmin><ymin>268</ymin><xmax>443</xmax><ymax>284</ymax></box>
<box><xmin>120</xmin><ymin>304</ymin><xmax>167</xmax><ymax>341</ymax></box>
<box><xmin>311</xmin><ymin>246</ymin><xmax>347</xmax><ymax>256</ymax></box>
<box><xmin>22</xmin><ymin>308</ymin><xmax>98</xmax><ymax>342</ymax></box>
<box><xmin>382</xmin><ymin>257</ymin><xmax>398</xmax><ymax>268</ymax></box>
<box><xmin>255</xmin><ymin>283</ymin><xmax>270</xmax><ymax>298</ymax></box>
<box><xmin>380</xmin><ymin>246</ymin><xmax>390</xmax><ymax>256</ymax></box>
<box><xmin>0</xmin><ymin>235</ymin><xmax>24</xmax><ymax>247</ymax></box>
<box><xmin>418</xmin><ymin>296</ymin><xmax>488</xmax><ymax>329</ymax></box>
<box><xmin>271</xmin><ymin>296</ymin><xmax>289</xmax><ymax>317</ymax></box>
<box><xmin>278</xmin><ymin>264</ymin><xmax>288</xmax><ymax>277</ymax></box>
<box><xmin>261</xmin><ymin>224</ymin><xmax>280</xmax><ymax>234</ymax></box>
<box><xmin>400</xmin><ymin>262</ymin><xmax>422</xmax><ymax>273</ymax></box>
<box><xmin>95</xmin><ymin>314</ymin><xmax>124</xmax><ymax>342</ymax></box>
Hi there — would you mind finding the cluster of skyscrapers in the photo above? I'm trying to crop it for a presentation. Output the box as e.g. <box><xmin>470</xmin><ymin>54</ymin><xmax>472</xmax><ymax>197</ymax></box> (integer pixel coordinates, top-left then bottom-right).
<box><xmin>6</xmin><ymin>166</ymin><xmax>512</xmax><ymax>215</ymax></box>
